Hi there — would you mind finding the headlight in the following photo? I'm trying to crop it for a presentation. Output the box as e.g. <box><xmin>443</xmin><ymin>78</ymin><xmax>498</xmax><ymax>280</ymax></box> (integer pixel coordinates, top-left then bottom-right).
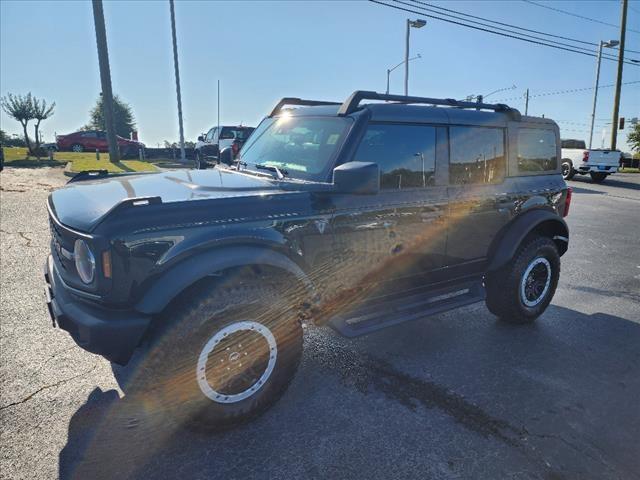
<box><xmin>74</xmin><ymin>239</ymin><xmax>95</xmax><ymax>284</ymax></box>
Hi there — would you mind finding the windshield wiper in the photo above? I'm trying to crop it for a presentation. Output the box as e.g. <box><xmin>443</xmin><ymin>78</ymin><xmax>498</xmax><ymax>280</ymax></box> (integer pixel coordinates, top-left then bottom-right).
<box><xmin>255</xmin><ymin>163</ymin><xmax>288</xmax><ymax>180</ymax></box>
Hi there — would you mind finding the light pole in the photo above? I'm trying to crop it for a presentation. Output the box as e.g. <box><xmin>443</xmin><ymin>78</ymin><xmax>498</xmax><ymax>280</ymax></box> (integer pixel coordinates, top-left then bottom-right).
<box><xmin>589</xmin><ymin>39</ymin><xmax>619</xmax><ymax>149</ymax></box>
<box><xmin>404</xmin><ymin>18</ymin><xmax>426</xmax><ymax>96</ymax></box>
<box><xmin>169</xmin><ymin>0</ymin><xmax>186</xmax><ymax>163</ymax></box>
<box><xmin>387</xmin><ymin>54</ymin><xmax>421</xmax><ymax>94</ymax></box>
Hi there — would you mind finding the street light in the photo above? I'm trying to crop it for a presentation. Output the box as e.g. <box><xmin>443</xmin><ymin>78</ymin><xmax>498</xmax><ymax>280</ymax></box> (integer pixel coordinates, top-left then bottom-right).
<box><xmin>589</xmin><ymin>39</ymin><xmax>619</xmax><ymax>149</ymax></box>
<box><xmin>387</xmin><ymin>54</ymin><xmax>421</xmax><ymax>94</ymax></box>
<box><xmin>405</xmin><ymin>18</ymin><xmax>426</xmax><ymax>96</ymax></box>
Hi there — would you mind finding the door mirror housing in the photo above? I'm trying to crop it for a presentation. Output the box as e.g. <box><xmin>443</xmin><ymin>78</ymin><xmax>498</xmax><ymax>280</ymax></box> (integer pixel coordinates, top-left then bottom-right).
<box><xmin>197</xmin><ymin>135</ymin><xmax>204</xmax><ymax>142</ymax></box>
<box><xmin>333</xmin><ymin>161</ymin><xmax>379</xmax><ymax>194</ymax></box>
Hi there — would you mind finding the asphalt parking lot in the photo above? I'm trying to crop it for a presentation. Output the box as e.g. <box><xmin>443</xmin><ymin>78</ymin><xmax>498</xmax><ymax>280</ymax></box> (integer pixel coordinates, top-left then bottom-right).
<box><xmin>1</xmin><ymin>167</ymin><xmax>639</xmax><ymax>480</ymax></box>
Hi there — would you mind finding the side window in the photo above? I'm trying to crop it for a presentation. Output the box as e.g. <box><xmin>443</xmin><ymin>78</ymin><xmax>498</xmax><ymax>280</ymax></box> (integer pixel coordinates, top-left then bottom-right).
<box><xmin>354</xmin><ymin>123</ymin><xmax>436</xmax><ymax>190</ymax></box>
<box><xmin>97</xmin><ymin>131</ymin><xmax>106</xmax><ymax>139</ymax></box>
<box><xmin>518</xmin><ymin>129</ymin><xmax>558</xmax><ymax>172</ymax></box>
<box><xmin>449</xmin><ymin>127</ymin><xmax>505</xmax><ymax>185</ymax></box>
<box><xmin>205</xmin><ymin>128</ymin><xmax>216</xmax><ymax>142</ymax></box>
<box><xmin>81</xmin><ymin>132</ymin><xmax>97</xmax><ymax>138</ymax></box>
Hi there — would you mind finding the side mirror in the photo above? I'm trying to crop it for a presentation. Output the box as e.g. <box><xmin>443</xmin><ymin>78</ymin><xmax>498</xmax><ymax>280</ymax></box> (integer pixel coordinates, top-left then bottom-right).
<box><xmin>333</xmin><ymin>161</ymin><xmax>379</xmax><ymax>194</ymax></box>
<box><xmin>219</xmin><ymin>146</ymin><xmax>234</xmax><ymax>166</ymax></box>
<box><xmin>197</xmin><ymin>135</ymin><xmax>204</xmax><ymax>142</ymax></box>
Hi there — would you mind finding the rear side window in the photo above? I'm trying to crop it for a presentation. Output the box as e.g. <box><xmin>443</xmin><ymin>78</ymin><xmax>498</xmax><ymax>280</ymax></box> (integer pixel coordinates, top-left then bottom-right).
<box><xmin>449</xmin><ymin>127</ymin><xmax>505</xmax><ymax>185</ymax></box>
<box><xmin>354</xmin><ymin>123</ymin><xmax>436</xmax><ymax>190</ymax></box>
<box><xmin>518</xmin><ymin>129</ymin><xmax>557</xmax><ymax>172</ymax></box>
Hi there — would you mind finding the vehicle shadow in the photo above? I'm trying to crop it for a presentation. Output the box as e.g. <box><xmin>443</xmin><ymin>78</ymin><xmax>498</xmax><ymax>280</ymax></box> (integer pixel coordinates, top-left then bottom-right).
<box><xmin>569</xmin><ymin>175</ymin><xmax>639</xmax><ymax>191</ymax></box>
<box><xmin>59</xmin><ymin>305</ymin><xmax>640</xmax><ymax>480</ymax></box>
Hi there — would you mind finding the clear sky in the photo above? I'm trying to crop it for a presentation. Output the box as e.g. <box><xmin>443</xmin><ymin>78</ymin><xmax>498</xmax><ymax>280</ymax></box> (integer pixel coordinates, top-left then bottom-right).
<box><xmin>1</xmin><ymin>0</ymin><xmax>638</xmax><ymax>150</ymax></box>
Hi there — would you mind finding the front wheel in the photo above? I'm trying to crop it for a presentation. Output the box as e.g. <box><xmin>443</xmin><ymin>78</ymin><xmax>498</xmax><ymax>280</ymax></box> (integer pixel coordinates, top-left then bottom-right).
<box><xmin>71</xmin><ymin>144</ymin><xmax>84</xmax><ymax>153</ymax></box>
<box><xmin>120</xmin><ymin>279</ymin><xmax>303</xmax><ymax>431</ymax></box>
<box><xmin>590</xmin><ymin>172</ymin><xmax>607</xmax><ymax>183</ymax></box>
<box><xmin>561</xmin><ymin>160</ymin><xmax>575</xmax><ymax>180</ymax></box>
<box><xmin>485</xmin><ymin>236</ymin><xmax>560</xmax><ymax>324</ymax></box>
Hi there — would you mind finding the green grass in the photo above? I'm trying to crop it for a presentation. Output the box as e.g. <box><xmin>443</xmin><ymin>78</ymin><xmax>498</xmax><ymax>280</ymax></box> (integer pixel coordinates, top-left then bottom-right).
<box><xmin>620</xmin><ymin>167</ymin><xmax>640</xmax><ymax>173</ymax></box>
<box><xmin>2</xmin><ymin>147</ymin><xmax>157</xmax><ymax>173</ymax></box>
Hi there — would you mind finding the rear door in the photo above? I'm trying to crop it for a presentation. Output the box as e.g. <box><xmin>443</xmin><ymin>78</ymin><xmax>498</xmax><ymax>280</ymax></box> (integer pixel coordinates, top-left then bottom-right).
<box><xmin>445</xmin><ymin>125</ymin><xmax>509</xmax><ymax>277</ymax></box>
<box><xmin>331</xmin><ymin>122</ymin><xmax>448</xmax><ymax>296</ymax></box>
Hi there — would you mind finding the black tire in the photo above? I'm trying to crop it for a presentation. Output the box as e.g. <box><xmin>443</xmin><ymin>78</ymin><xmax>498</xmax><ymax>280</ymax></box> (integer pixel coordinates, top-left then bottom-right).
<box><xmin>485</xmin><ymin>236</ymin><xmax>560</xmax><ymax>324</ymax></box>
<box><xmin>561</xmin><ymin>160</ymin><xmax>575</xmax><ymax>180</ymax></box>
<box><xmin>118</xmin><ymin>276</ymin><xmax>303</xmax><ymax>431</ymax></box>
<box><xmin>71</xmin><ymin>144</ymin><xmax>84</xmax><ymax>153</ymax></box>
<box><xmin>590</xmin><ymin>172</ymin><xmax>607</xmax><ymax>183</ymax></box>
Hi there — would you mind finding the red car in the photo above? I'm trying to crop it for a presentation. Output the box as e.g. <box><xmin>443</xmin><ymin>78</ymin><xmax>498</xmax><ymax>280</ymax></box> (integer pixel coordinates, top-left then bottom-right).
<box><xmin>56</xmin><ymin>130</ymin><xmax>145</xmax><ymax>154</ymax></box>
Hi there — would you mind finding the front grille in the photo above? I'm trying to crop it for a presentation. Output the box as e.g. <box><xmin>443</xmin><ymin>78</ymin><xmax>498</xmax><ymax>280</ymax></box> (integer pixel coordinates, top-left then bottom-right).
<box><xmin>49</xmin><ymin>215</ymin><xmax>75</xmax><ymax>271</ymax></box>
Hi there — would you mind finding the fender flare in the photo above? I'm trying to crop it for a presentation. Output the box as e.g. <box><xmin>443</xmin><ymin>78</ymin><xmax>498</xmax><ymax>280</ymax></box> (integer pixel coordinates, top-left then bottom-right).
<box><xmin>135</xmin><ymin>246</ymin><xmax>312</xmax><ymax>315</ymax></box>
<box><xmin>487</xmin><ymin>209</ymin><xmax>569</xmax><ymax>272</ymax></box>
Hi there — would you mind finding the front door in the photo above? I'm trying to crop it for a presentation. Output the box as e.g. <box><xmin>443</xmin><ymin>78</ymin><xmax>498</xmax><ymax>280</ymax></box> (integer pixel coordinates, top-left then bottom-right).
<box><xmin>329</xmin><ymin>122</ymin><xmax>448</xmax><ymax>308</ymax></box>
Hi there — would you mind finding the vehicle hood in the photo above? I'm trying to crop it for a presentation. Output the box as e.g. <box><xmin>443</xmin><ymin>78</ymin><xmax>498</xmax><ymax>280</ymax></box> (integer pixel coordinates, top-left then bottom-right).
<box><xmin>50</xmin><ymin>169</ymin><xmax>284</xmax><ymax>232</ymax></box>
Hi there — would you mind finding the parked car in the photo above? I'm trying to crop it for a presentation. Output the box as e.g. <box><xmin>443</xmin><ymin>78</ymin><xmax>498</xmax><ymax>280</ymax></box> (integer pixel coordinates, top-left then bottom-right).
<box><xmin>194</xmin><ymin>125</ymin><xmax>254</xmax><ymax>169</ymax></box>
<box><xmin>56</xmin><ymin>130</ymin><xmax>145</xmax><ymax>156</ymax></box>
<box><xmin>44</xmin><ymin>91</ymin><xmax>570</xmax><ymax>431</ymax></box>
<box><xmin>560</xmin><ymin>138</ymin><xmax>621</xmax><ymax>183</ymax></box>
<box><xmin>40</xmin><ymin>142</ymin><xmax>58</xmax><ymax>152</ymax></box>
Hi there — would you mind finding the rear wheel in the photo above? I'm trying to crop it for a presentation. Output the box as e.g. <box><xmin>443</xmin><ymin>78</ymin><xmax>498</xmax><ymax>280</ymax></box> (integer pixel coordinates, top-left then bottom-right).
<box><xmin>590</xmin><ymin>172</ymin><xmax>607</xmax><ymax>183</ymax></box>
<box><xmin>485</xmin><ymin>236</ymin><xmax>560</xmax><ymax>324</ymax></box>
<box><xmin>561</xmin><ymin>160</ymin><xmax>575</xmax><ymax>180</ymax></box>
<box><xmin>117</xmin><ymin>277</ymin><xmax>303</xmax><ymax>431</ymax></box>
<box><xmin>71</xmin><ymin>144</ymin><xmax>84</xmax><ymax>153</ymax></box>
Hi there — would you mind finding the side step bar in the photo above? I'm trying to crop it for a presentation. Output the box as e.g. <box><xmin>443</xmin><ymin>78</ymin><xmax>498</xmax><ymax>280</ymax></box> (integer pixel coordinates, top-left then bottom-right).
<box><xmin>329</xmin><ymin>279</ymin><xmax>485</xmax><ymax>337</ymax></box>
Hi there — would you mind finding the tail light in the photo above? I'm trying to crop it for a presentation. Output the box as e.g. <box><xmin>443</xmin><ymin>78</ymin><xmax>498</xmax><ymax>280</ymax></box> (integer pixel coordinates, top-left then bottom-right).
<box><xmin>582</xmin><ymin>151</ymin><xmax>589</xmax><ymax>162</ymax></box>
<box><xmin>563</xmin><ymin>187</ymin><xmax>572</xmax><ymax>217</ymax></box>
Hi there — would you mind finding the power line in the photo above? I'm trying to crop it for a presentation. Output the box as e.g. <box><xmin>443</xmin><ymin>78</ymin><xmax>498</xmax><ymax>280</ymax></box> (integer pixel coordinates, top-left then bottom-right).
<box><xmin>404</xmin><ymin>0</ymin><xmax>640</xmax><ymax>58</ymax></box>
<box><xmin>408</xmin><ymin>0</ymin><xmax>599</xmax><ymax>48</ymax></box>
<box><xmin>493</xmin><ymin>80</ymin><xmax>640</xmax><ymax>103</ymax></box>
<box><xmin>409</xmin><ymin>0</ymin><xmax>640</xmax><ymax>53</ymax></box>
<box><xmin>372</xmin><ymin>0</ymin><xmax>640</xmax><ymax>66</ymax></box>
<box><xmin>522</xmin><ymin>0</ymin><xmax>640</xmax><ymax>35</ymax></box>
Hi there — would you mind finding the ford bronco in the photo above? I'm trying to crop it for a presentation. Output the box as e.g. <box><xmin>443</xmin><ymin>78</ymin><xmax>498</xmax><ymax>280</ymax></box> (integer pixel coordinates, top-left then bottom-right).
<box><xmin>44</xmin><ymin>91</ymin><xmax>570</xmax><ymax>430</ymax></box>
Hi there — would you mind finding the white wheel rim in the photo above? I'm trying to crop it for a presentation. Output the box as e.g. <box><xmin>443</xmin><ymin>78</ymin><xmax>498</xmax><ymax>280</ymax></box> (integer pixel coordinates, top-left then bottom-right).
<box><xmin>196</xmin><ymin>321</ymin><xmax>277</xmax><ymax>404</ymax></box>
<box><xmin>520</xmin><ymin>257</ymin><xmax>552</xmax><ymax>307</ymax></box>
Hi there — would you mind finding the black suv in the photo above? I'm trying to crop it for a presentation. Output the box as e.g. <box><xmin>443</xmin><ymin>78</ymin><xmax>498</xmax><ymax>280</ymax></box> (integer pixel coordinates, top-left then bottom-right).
<box><xmin>44</xmin><ymin>91</ymin><xmax>570</xmax><ymax>429</ymax></box>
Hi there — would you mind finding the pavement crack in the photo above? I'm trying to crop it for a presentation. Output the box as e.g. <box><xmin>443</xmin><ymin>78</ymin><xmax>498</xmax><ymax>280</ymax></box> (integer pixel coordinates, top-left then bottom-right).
<box><xmin>18</xmin><ymin>231</ymin><xmax>33</xmax><ymax>247</ymax></box>
<box><xmin>0</xmin><ymin>364</ymin><xmax>97</xmax><ymax>411</ymax></box>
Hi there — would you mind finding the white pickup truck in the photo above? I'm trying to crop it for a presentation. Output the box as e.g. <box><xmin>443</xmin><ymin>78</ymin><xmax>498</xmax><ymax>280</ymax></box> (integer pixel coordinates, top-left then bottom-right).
<box><xmin>561</xmin><ymin>139</ymin><xmax>621</xmax><ymax>183</ymax></box>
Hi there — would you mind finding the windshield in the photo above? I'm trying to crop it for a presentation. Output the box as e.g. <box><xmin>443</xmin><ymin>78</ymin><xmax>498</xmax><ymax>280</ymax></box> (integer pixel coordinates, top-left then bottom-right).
<box><xmin>240</xmin><ymin>115</ymin><xmax>352</xmax><ymax>181</ymax></box>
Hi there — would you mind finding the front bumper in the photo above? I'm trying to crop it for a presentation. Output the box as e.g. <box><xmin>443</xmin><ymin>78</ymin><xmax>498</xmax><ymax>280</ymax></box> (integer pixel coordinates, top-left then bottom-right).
<box><xmin>44</xmin><ymin>255</ymin><xmax>151</xmax><ymax>365</ymax></box>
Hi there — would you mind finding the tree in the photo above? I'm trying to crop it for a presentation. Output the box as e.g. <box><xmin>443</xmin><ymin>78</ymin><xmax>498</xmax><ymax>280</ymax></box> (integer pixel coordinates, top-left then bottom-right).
<box><xmin>1</xmin><ymin>93</ymin><xmax>35</xmax><ymax>153</ymax></box>
<box><xmin>627</xmin><ymin>122</ymin><xmax>640</xmax><ymax>153</ymax></box>
<box><xmin>87</xmin><ymin>94</ymin><xmax>136</xmax><ymax>138</ymax></box>
<box><xmin>32</xmin><ymin>98</ymin><xmax>55</xmax><ymax>150</ymax></box>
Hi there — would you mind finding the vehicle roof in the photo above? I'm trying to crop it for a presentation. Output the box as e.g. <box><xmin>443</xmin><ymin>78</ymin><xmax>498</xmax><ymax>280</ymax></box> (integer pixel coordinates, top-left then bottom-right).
<box><xmin>285</xmin><ymin>103</ymin><xmax>556</xmax><ymax>128</ymax></box>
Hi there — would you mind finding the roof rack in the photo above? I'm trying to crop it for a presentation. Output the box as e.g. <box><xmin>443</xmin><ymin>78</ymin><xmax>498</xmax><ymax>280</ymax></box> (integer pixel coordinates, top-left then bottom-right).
<box><xmin>337</xmin><ymin>90</ymin><xmax>521</xmax><ymax>120</ymax></box>
<box><xmin>269</xmin><ymin>98</ymin><xmax>341</xmax><ymax>117</ymax></box>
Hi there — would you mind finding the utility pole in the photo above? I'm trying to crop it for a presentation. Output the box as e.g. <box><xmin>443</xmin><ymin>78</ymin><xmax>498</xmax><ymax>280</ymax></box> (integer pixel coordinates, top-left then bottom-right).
<box><xmin>524</xmin><ymin>88</ymin><xmax>529</xmax><ymax>115</ymax></box>
<box><xmin>92</xmin><ymin>0</ymin><xmax>119</xmax><ymax>163</ymax></box>
<box><xmin>217</xmin><ymin>80</ymin><xmax>220</xmax><ymax>136</ymax></box>
<box><xmin>611</xmin><ymin>0</ymin><xmax>628</xmax><ymax>150</ymax></box>
<box><xmin>169</xmin><ymin>0</ymin><xmax>186</xmax><ymax>163</ymax></box>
